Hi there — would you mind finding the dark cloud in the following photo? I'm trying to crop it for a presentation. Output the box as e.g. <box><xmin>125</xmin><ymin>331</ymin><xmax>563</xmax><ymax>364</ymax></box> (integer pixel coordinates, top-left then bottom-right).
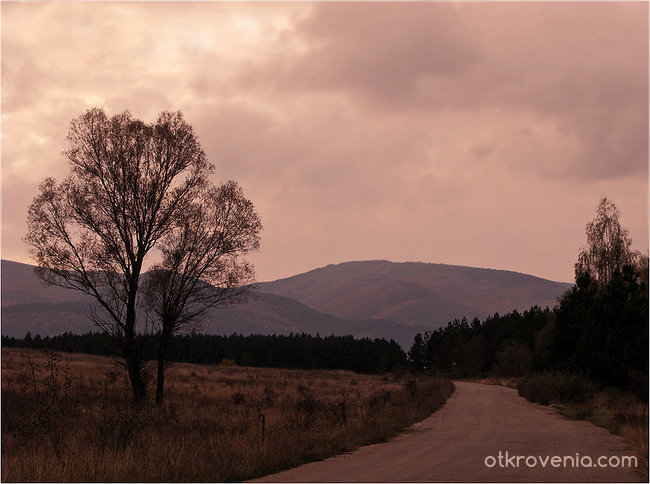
<box><xmin>251</xmin><ymin>2</ymin><xmax>648</xmax><ymax>181</ymax></box>
<box><xmin>286</xmin><ymin>3</ymin><xmax>480</xmax><ymax>107</ymax></box>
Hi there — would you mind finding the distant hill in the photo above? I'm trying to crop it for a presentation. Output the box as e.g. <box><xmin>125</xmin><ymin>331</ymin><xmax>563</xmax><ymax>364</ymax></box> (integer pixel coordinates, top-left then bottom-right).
<box><xmin>260</xmin><ymin>260</ymin><xmax>572</xmax><ymax>327</ymax></box>
<box><xmin>1</xmin><ymin>260</ymin><xmax>429</xmax><ymax>348</ymax></box>
<box><xmin>201</xmin><ymin>293</ymin><xmax>430</xmax><ymax>348</ymax></box>
<box><xmin>1</xmin><ymin>259</ymin><xmax>571</xmax><ymax>348</ymax></box>
<box><xmin>1</xmin><ymin>292</ymin><xmax>429</xmax><ymax>349</ymax></box>
<box><xmin>1</xmin><ymin>260</ymin><xmax>91</xmax><ymax>307</ymax></box>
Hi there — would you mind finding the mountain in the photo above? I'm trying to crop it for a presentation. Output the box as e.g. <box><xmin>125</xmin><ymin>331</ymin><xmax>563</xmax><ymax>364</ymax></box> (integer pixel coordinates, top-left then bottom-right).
<box><xmin>0</xmin><ymin>260</ymin><xmax>428</xmax><ymax>347</ymax></box>
<box><xmin>200</xmin><ymin>293</ymin><xmax>431</xmax><ymax>348</ymax></box>
<box><xmin>1</xmin><ymin>292</ymin><xmax>427</xmax><ymax>349</ymax></box>
<box><xmin>1</xmin><ymin>259</ymin><xmax>572</xmax><ymax>348</ymax></box>
<box><xmin>260</xmin><ymin>260</ymin><xmax>572</xmax><ymax>327</ymax></box>
<box><xmin>2</xmin><ymin>301</ymin><xmax>93</xmax><ymax>337</ymax></box>
<box><xmin>1</xmin><ymin>260</ymin><xmax>91</xmax><ymax>307</ymax></box>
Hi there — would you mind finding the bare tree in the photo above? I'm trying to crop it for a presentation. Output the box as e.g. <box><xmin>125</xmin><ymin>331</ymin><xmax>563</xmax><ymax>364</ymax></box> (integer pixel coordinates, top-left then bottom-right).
<box><xmin>25</xmin><ymin>108</ymin><xmax>212</xmax><ymax>403</ymax></box>
<box><xmin>141</xmin><ymin>181</ymin><xmax>261</xmax><ymax>405</ymax></box>
<box><xmin>575</xmin><ymin>197</ymin><xmax>636</xmax><ymax>285</ymax></box>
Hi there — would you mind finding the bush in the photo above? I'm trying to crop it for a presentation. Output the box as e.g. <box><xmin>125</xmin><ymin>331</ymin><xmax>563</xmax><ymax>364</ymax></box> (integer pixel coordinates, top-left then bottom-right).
<box><xmin>491</xmin><ymin>341</ymin><xmax>532</xmax><ymax>377</ymax></box>
<box><xmin>517</xmin><ymin>371</ymin><xmax>598</xmax><ymax>406</ymax></box>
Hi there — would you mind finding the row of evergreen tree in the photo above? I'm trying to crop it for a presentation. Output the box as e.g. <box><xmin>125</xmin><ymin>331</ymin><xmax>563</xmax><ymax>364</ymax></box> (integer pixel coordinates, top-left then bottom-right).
<box><xmin>408</xmin><ymin>199</ymin><xmax>648</xmax><ymax>398</ymax></box>
<box><xmin>408</xmin><ymin>261</ymin><xmax>648</xmax><ymax>397</ymax></box>
<box><xmin>408</xmin><ymin>306</ymin><xmax>553</xmax><ymax>377</ymax></box>
<box><xmin>1</xmin><ymin>331</ymin><xmax>407</xmax><ymax>374</ymax></box>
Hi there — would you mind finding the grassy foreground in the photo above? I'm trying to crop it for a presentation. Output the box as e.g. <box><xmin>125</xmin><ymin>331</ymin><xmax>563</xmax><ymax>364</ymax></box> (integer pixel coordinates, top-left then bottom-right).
<box><xmin>2</xmin><ymin>348</ymin><xmax>453</xmax><ymax>482</ymax></box>
<box><xmin>518</xmin><ymin>372</ymin><xmax>648</xmax><ymax>481</ymax></box>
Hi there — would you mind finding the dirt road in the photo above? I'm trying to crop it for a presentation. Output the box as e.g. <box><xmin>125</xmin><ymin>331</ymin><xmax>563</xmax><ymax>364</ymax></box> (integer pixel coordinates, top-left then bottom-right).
<box><xmin>255</xmin><ymin>381</ymin><xmax>639</xmax><ymax>482</ymax></box>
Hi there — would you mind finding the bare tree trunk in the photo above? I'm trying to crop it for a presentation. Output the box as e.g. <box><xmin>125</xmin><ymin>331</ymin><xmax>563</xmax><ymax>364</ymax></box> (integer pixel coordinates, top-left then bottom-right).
<box><xmin>124</xmin><ymin>325</ymin><xmax>147</xmax><ymax>404</ymax></box>
<box><xmin>155</xmin><ymin>333</ymin><xmax>169</xmax><ymax>406</ymax></box>
<box><xmin>127</xmin><ymin>353</ymin><xmax>147</xmax><ymax>404</ymax></box>
<box><xmin>125</xmin><ymin>276</ymin><xmax>147</xmax><ymax>404</ymax></box>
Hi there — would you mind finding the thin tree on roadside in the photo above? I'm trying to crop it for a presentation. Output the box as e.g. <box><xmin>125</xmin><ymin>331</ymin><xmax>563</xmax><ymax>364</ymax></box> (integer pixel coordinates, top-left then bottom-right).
<box><xmin>575</xmin><ymin>197</ymin><xmax>637</xmax><ymax>285</ymax></box>
<box><xmin>555</xmin><ymin>197</ymin><xmax>648</xmax><ymax>388</ymax></box>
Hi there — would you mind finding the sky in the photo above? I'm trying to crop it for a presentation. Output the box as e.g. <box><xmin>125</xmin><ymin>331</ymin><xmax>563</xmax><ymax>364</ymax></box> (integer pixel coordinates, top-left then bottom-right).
<box><xmin>1</xmin><ymin>1</ymin><xmax>648</xmax><ymax>284</ymax></box>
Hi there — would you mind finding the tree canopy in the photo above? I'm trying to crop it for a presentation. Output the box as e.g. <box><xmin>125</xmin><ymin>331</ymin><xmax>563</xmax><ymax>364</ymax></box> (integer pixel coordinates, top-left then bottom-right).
<box><xmin>575</xmin><ymin>197</ymin><xmax>635</xmax><ymax>285</ymax></box>
<box><xmin>25</xmin><ymin>108</ymin><xmax>261</xmax><ymax>403</ymax></box>
<box><xmin>408</xmin><ymin>198</ymin><xmax>648</xmax><ymax>397</ymax></box>
<box><xmin>142</xmin><ymin>181</ymin><xmax>262</xmax><ymax>404</ymax></box>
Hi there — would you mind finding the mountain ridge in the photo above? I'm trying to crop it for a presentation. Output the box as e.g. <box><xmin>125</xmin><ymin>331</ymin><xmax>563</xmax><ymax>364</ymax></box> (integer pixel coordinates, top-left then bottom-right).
<box><xmin>259</xmin><ymin>259</ymin><xmax>572</xmax><ymax>326</ymax></box>
<box><xmin>1</xmin><ymin>258</ymin><xmax>572</xmax><ymax>348</ymax></box>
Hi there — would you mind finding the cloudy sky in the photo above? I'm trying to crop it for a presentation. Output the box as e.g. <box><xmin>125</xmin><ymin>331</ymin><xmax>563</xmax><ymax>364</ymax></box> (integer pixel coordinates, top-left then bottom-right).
<box><xmin>2</xmin><ymin>1</ymin><xmax>648</xmax><ymax>284</ymax></box>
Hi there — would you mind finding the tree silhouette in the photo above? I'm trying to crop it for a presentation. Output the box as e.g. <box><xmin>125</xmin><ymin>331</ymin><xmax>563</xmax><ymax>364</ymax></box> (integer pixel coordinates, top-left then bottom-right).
<box><xmin>408</xmin><ymin>333</ymin><xmax>428</xmax><ymax>371</ymax></box>
<box><xmin>575</xmin><ymin>197</ymin><xmax>634</xmax><ymax>285</ymax></box>
<box><xmin>555</xmin><ymin>197</ymin><xmax>648</xmax><ymax>391</ymax></box>
<box><xmin>26</xmin><ymin>108</ymin><xmax>213</xmax><ymax>403</ymax></box>
<box><xmin>141</xmin><ymin>181</ymin><xmax>261</xmax><ymax>405</ymax></box>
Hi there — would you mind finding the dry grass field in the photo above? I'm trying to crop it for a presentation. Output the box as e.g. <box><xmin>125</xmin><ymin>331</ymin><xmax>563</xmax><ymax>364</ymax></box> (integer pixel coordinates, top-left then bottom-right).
<box><xmin>1</xmin><ymin>347</ymin><xmax>453</xmax><ymax>482</ymax></box>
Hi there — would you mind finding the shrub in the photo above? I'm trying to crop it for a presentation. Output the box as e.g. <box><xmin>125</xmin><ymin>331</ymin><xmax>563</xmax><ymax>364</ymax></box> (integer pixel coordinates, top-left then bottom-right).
<box><xmin>517</xmin><ymin>371</ymin><xmax>598</xmax><ymax>405</ymax></box>
<box><xmin>491</xmin><ymin>341</ymin><xmax>532</xmax><ymax>377</ymax></box>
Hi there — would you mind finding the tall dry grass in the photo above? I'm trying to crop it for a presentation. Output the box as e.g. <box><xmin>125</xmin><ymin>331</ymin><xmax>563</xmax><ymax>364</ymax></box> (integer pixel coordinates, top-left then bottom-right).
<box><xmin>518</xmin><ymin>371</ymin><xmax>648</xmax><ymax>481</ymax></box>
<box><xmin>2</xmin><ymin>348</ymin><xmax>453</xmax><ymax>482</ymax></box>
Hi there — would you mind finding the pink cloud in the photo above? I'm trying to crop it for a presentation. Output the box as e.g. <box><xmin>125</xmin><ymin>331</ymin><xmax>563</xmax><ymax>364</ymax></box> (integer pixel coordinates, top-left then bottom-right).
<box><xmin>1</xmin><ymin>2</ymin><xmax>647</xmax><ymax>283</ymax></box>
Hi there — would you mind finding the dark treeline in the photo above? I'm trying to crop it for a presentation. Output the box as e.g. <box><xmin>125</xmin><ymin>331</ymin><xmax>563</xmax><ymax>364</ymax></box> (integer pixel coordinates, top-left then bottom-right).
<box><xmin>553</xmin><ymin>264</ymin><xmax>648</xmax><ymax>393</ymax></box>
<box><xmin>408</xmin><ymin>306</ymin><xmax>553</xmax><ymax>378</ymax></box>
<box><xmin>409</xmin><ymin>199</ymin><xmax>649</xmax><ymax>399</ymax></box>
<box><xmin>409</xmin><ymin>260</ymin><xmax>648</xmax><ymax>398</ymax></box>
<box><xmin>2</xmin><ymin>332</ymin><xmax>406</xmax><ymax>374</ymax></box>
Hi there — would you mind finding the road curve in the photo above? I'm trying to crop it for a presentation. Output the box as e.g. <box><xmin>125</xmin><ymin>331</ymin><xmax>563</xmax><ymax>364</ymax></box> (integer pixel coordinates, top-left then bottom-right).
<box><xmin>254</xmin><ymin>381</ymin><xmax>639</xmax><ymax>482</ymax></box>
